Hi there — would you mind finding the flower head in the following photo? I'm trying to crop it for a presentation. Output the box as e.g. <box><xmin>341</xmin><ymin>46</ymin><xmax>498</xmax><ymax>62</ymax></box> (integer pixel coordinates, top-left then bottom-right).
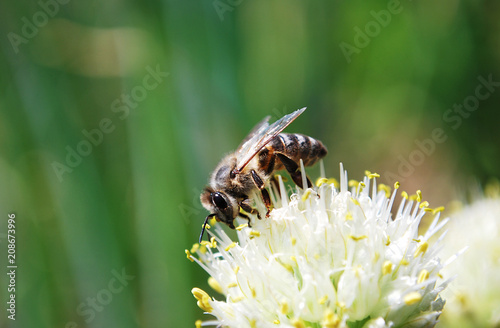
<box><xmin>439</xmin><ymin>191</ymin><xmax>500</xmax><ymax>328</ymax></box>
<box><xmin>187</xmin><ymin>164</ymin><xmax>448</xmax><ymax>328</ymax></box>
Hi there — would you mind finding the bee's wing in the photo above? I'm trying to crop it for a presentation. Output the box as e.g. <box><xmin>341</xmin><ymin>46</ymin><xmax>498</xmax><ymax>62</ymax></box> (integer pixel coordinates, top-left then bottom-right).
<box><xmin>236</xmin><ymin>115</ymin><xmax>271</xmax><ymax>151</ymax></box>
<box><xmin>235</xmin><ymin>107</ymin><xmax>306</xmax><ymax>172</ymax></box>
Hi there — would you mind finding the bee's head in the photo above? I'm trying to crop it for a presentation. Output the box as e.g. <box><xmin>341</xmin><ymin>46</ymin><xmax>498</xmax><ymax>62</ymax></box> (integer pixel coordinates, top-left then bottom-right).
<box><xmin>200</xmin><ymin>187</ymin><xmax>238</xmax><ymax>242</ymax></box>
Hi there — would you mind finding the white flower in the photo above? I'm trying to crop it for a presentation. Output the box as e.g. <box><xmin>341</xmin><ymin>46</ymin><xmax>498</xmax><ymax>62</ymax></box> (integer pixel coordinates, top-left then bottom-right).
<box><xmin>187</xmin><ymin>164</ymin><xmax>449</xmax><ymax>328</ymax></box>
<box><xmin>438</xmin><ymin>194</ymin><xmax>500</xmax><ymax>328</ymax></box>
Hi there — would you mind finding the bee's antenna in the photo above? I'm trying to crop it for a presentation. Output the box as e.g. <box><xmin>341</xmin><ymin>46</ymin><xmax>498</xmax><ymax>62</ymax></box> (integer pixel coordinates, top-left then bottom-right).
<box><xmin>199</xmin><ymin>214</ymin><xmax>215</xmax><ymax>244</ymax></box>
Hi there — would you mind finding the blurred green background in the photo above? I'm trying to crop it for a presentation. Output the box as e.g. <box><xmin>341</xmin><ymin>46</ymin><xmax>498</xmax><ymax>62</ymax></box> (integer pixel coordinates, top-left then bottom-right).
<box><xmin>0</xmin><ymin>0</ymin><xmax>499</xmax><ymax>327</ymax></box>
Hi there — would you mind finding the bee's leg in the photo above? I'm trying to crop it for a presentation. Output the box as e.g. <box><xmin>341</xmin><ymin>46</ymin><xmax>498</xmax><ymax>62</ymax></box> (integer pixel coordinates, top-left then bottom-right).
<box><xmin>251</xmin><ymin>169</ymin><xmax>272</xmax><ymax>217</ymax></box>
<box><xmin>238</xmin><ymin>211</ymin><xmax>252</xmax><ymax>227</ymax></box>
<box><xmin>276</xmin><ymin>153</ymin><xmax>312</xmax><ymax>189</ymax></box>
<box><xmin>240</xmin><ymin>201</ymin><xmax>262</xmax><ymax>221</ymax></box>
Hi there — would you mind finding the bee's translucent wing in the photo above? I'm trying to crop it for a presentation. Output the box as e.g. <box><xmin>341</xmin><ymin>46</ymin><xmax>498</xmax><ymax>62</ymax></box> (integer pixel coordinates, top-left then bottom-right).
<box><xmin>235</xmin><ymin>107</ymin><xmax>306</xmax><ymax>173</ymax></box>
<box><xmin>236</xmin><ymin>115</ymin><xmax>271</xmax><ymax>151</ymax></box>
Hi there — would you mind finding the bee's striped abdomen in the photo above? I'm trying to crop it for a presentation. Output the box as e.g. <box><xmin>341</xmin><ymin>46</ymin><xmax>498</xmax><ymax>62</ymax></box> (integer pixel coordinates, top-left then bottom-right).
<box><xmin>269</xmin><ymin>133</ymin><xmax>327</xmax><ymax>169</ymax></box>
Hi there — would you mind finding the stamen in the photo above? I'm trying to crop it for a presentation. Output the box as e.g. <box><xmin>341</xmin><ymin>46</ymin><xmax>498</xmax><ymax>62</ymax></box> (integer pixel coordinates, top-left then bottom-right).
<box><xmin>418</xmin><ymin>270</ymin><xmax>430</xmax><ymax>283</ymax></box>
<box><xmin>208</xmin><ymin>277</ymin><xmax>223</xmax><ymax>294</ymax></box>
<box><xmin>378</xmin><ymin>183</ymin><xmax>391</xmax><ymax>197</ymax></box>
<box><xmin>414</xmin><ymin>242</ymin><xmax>429</xmax><ymax>257</ymax></box>
<box><xmin>404</xmin><ymin>292</ymin><xmax>422</xmax><ymax>305</ymax></box>
<box><xmin>225</xmin><ymin>242</ymin><xmax>237</xmax><ymax>251</ymax></box>
<box><xmin>382</xmin><ymin>261</ymin><xmax>393</xmax><ymax>275</ymax></box>
<box><xmin>185</xmin><ymin>249</ymin><xmax>194</xmax><ymax>262</ymax></box>
<box><xmin>236</xmin><ymin>223</ymin><xmax>248</xmax><ymax>230</ymax></box>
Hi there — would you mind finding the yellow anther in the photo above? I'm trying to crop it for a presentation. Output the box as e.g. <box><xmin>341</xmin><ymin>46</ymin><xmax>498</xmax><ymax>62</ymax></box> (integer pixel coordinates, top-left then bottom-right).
<box><xmin>349</xmin><ymin>234</ymin><xmax>367</xmax><ymax>241</ymax></box>
<box><xmin>414</xmin><ymin>242</ymin><xmax>429</xmax><ymax>257</ymax></box>
<box><xmin>424</xmin><ymin>206</ymin><xmax>445</xmax><ymax>215</ymax></box>
<box><xmin>280</xmin><ymin>301</ymin><xmax>289</xmax><ymax>314</ymax></box>
<box><xmin>367</xmin><ymin>171</ymin><xmax>380</xmax><ymax>179</ymax></box>
<box><xmin>192</xmin><ymin>287</ymin><xmax>209</xmax><ymax>300</ymax></box>
<box><xmin>322</xmin><ymin>308</ymin><xmax>341</xmax><ymax>328</ymax></box>
<box><xmin>409</xmin><ymin>194</ymin><xmax>418</xmax><ymax>201</ymax></box>
<box><xmin>373</xmin><ymin>252</ymin><xmax>380</xmax><ymax>262</ymax></box>
<box><xmin>273</xmin><ymin>320</ymin><xmax>280</xmax><ymax>324</ymax></box>
<box><xmin>301</xmin><ymin>189</ymin><xmax>312</xmax><ymax>201</ymax></box>
<box><xmin>249</xmin><ymin>319</ymin><xmax>256</xmax><ymax>328</ymax></box>
<box><xmin>327</xmin><ymin>178</ymin><xmax>340</xmax><ymax>188</ymax></box>
<box><xmin>401</xmin><ymin>191</ymin><xmax>409</xmax><ymax>199</ymax></box>
<box><xmin>378</xmin><ymin>184</ymin><xmax>391</xmax><ymax>197</ymax></box>
<box><xmin>419</xmin><ymin>201</ymin><xmax>430</xmax><ymax>208</ymax></box>
<box><xmin>314</xmin><ymin>254</ymin><xmax>320</xmax><ymax>259</ymax></box>
<box><xmin>208</xmin><ymin>277</ymin><xmax>223</xmax><ymax>294</ymax></box>
<box><xmin>195</xmin><ymin>319</ymin><xmax>202</xmax><ymax>328</ymax></box>
<box><xmin>394</xmin><ymin>181</ymin><xmax>400</xmax><ymax>189</ymax></box>
<box><xmin>200</xmin><ymin>241</ymin><xmax>211</xmax><ymax>247</ymax></box>
<box><xmin>190</xmin><ymin>243</ymin><xmax>200</xmax><ymax>254</ymax></box>
<box><xmin>185</xmin><ymin>249</ymin><xmax>194</xmax><ymax>262</ymax></box>
<box><xmin>385</xmin><ymin>236</ymin><xmax>391</xmax><ymax>246</ymax></box>
<box><xmin>290</xmin><ymin>256</ymin><xmax>297</xmax><ymax>263</ymax></box>
<box><xmin>348</xmin><ymin>179</ymin><xmax>359</xmax><ymax>188</ymax></box>
<box><xmin>225</xmin><ymin>242</ymin><xmax>237</xmax><ymax>251</ymax></box>
<box><xmin>437</xmin><ymin>272</ymin><xmax>443</xmax><ymax>279</ymax></box>
<box><xmin>318</xmin><ymin>295</ymin><xmax>328</xmax><ymax>304</ymax></box>
<box><xmin>345</xmin><ymin>212</ymin><xmax>353</xmax><ymax>221</ymax></box>
<box><xmin>291</xmin><ymin>237</ymin><xmax>297</xmax><ymax>246</ymax></box>
<box><xmin>209</xmin><ymin>217</ymin><xmax>217</xmax><ymax>226</ymax></box>
<box><xmin>233</xmin><ymin>266</ymin><xmax>240</xmax><ymax>274</ymax></box>
<box><xmin>316</xmin><ymin>177</ymin><xmax>329</xmax><ymax>187</ymax></box>
<box><xmin>404</xmin><ymin>291</ymin><xmax>422</xmax><ymax>305</ymax></box>
<box><xmin>227</xmin><ymin>282</ymin><xmax>238</xmax><ymax>288</ymax></box>
<box><xmin>418</xmin><ymin>269</ymin><xmax>430</xmax><ymax>284</ymax></box>
<box><xmin>236</xmin><ymin>223</ymin><xmax>248</xmax><ymax>230</ymax></box>
<box><xmin>292</xmin><ymin>318</ymin><xmax>305</xmax><ymax>328</ymax></box>
<box><xmin>203</xmin><ymin>223</ymin><xmax>211</xmax><ymax>230</ymax></box>
<box><xmin>382</xmin><ymin>260</ymin><xmax>393</xmax><ymax>275</ymax></box>
<box><xmin>210</xmin><ymin>237</ymin><xmax>217</xmax><ymax>248</ymax></box>
<box><xmin>199</xmin><ymin>245</ymin><xmax>207</xmax><ymax>254</ymax></box>
<box><xmin>283</xmin><ymin>263</ymin><xmax>293</xmax><ymax>272</ymax></box>
<box><xmin>401</xmin><ymin>258</ymin><xmax>410</xmax><ymax>265</ymax></box>
<box><xmin>191</xmin><ymin>288</ymin><xmax>213</xmax><ymax>312</ymax></box>
<box><xmin>249</xmin><ymin>230</ymin><xmax>261</xmax><ymax>237</ymax></box>
<box><xmin>250</xmin><ymin>286</ymin><xmax>256</xmax><ymax>298</ymax></box>
<box><xmin>231</xmin><ymin>296</ymin><xmax>244</xmax><ymax>303</ymax></box>
<box><xmin>351</xmin><ymin>198</ymin><xmax>360</xmax><ymax>206</ymax></box>
<box><xmin>416</xmin><ymin>190</ymin><xmax>422</xmax><ymax>202</ymax></box>
<box><xmin>359</xmin><ymin>182</ymin><xmax>366</xmax><ymax>188</ymax></box>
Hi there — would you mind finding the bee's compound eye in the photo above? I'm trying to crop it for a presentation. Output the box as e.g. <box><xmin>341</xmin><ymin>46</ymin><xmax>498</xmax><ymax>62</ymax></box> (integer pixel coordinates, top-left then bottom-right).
<box><xmin>212</xmin><ymin>192</ymin><xmax>228</xmax><ymax>209</ymax></box>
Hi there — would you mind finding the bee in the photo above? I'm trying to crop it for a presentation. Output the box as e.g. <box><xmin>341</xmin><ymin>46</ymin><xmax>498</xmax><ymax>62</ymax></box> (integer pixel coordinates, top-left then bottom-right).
<box><xmin>199</xmin><ymin>107</ymin><xmax>327</xmax><ymax>242</ymax></box>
